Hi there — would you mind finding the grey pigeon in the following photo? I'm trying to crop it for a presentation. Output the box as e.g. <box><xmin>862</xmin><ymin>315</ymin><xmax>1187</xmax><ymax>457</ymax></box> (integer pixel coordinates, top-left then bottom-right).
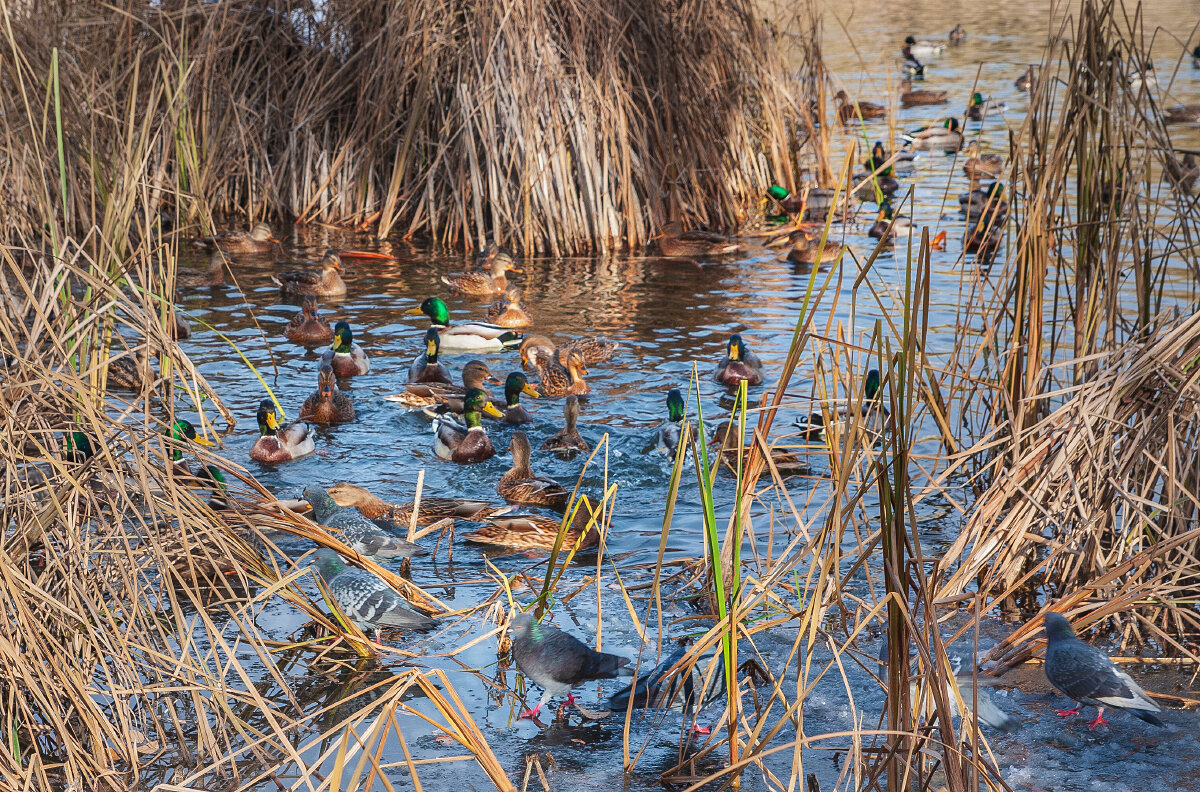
<box><xmin>878</xmin><ymin>635</ymin><xmax>1017</xmax><ymax>732</ymax></box>
<box><xmin>509</xmin><ymin>612</ymin><xmax>629</xmax><ymax>719</ymax></box>
<box><xmin>1043</xmin><ymin>612</ymin><xmax>1163</xmax><ymax>729</ymax></box>
<box><xmin>305</xmin><ymin>485</ymin><xmax>427</xmax><ymax>560</ymax></box>
<box><xmin>312</xmin><ymin>548</ymin><xmax>435</xmax><ymax>642</ymax></box>
<box><xmin>607</xmin><ymin>645</ymin><xmax>728</xmax><ymax>732</ymax></box>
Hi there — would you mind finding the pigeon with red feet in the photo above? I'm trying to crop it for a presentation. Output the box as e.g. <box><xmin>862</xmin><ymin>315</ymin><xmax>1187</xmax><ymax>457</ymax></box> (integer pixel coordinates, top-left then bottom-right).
<box><xmin>1043</xmin><ymin>612</ymin><xmax>1164</xmax><ymax>729</ymax></box>
<box><xmin>509</xmin><ymin>612</ymin><xmax>629</xmax><ymax>720</ymax></box>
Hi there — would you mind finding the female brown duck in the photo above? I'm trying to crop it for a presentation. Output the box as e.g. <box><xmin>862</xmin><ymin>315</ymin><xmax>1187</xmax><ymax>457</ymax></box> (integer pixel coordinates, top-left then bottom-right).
<box><xmin>272</xmin><ymin>250</ymin><xmax>347</xmax><ymax>297</ymax></box>
<box><xmin>530</xmin><ymin>348</ymin><xmax>590</xmax><ymax>397</ymax></box>
<box><xmin>285</xmin><ymin>296</ymin><xmax>335</xmax><ymax>344</ymax></box>
<box><xmin>497</xmin><ymin>431</ymin><xmax>570</xmax><ymax>509</ymax></box>
<box><xmin>300</xmin><ymin>364</ymin><xmax>355</xmax><ymax>424</ymax></box>
<box><xmin>327</xmin><ymin>482</ymin><xmax>505</xmax><ymax>529</ymax></box>
<box><xmin>201</xmin><ymin>221</ymin><xmax>275</xmax><ymax>255</ymax></box>
<box><xmin>486</xmin><ymin>286</ymin><xmax>533</xmax><ymax>328</ymax></box>
<box><xmin>541</xmin><ymin>395</ymin><xmax>589</xmax><ymax>455</ymax></box>
<box><xmin>442</xmin><ymin>248</ymin><xmax>520</xmax><ymax>296</ymax></box>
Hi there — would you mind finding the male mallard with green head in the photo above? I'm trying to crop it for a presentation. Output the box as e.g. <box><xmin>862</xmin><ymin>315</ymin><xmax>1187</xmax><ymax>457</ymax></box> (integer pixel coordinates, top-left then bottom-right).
<box><xmin>433</xmin><ymin>388</ymin><xmax>504</xmax><ymax>463</ymax></box>
<box><xmin>497</xmin><ymin>431</ymin><xmax>570</xmax><ymax>509</ymax></box>
<box><xmin>249</xmin><ymin>400</ymin><xmax>314</xmax><ymax>463</ymax></box>
<box><xmin>407</xmin><ymin>296</ymin><xmax>521</xmax><ymax>352</ymax></box>
<box><xmin>501</xmin><ymin>372</ymin><xmax>540</xmax><ymax>424</ymax></box>
<box><xmin>655</xmin><ymin>388</ymin><xmax>695</xmax><ymax>455</ymax></box>
<box><xmin>903</xmin><ymin>118</ymin><xmax>962</xmax><ymax>151</ymax></box>
<box><xmin>443</xmin><ymin>248</ymin><xmax>521</xmax><ymax>296</ymax></box>
<box><xmin>408</xmin><ymin>327</ymin><xmax>452</xmax><ymax>384</ymax></box>
<box><xmin>300</xmin><ymin>364</ymin><xmax>355</xmax><ymax>424</ymax></box>
<box><xmin>714</xmin><ymin>335</ymin><xmax>765</xmax><ymax>387</ymax></box>
<box><xmin>321</xmin><ymin>321</ymin><xmax>370</xmax><ymax>377</ymax></box>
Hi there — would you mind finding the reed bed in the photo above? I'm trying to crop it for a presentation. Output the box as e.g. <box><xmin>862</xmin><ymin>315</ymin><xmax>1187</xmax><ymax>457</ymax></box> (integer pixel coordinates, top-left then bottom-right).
<box><xmin>0</xmin><ymin>0</ymin><xmax>806</xmax><ymax>254</ymax></box>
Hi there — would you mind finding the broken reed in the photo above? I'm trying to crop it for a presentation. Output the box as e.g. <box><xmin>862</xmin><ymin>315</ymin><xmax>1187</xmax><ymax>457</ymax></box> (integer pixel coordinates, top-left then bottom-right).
<box><xmin>0</xmin><ymin>0</ymin><xmax>808</xmax><ymax>255</ymax></box>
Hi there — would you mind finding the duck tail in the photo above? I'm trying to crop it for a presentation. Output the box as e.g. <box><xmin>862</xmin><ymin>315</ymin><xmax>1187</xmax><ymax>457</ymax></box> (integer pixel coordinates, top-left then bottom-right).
<box><xmin>497</xmin><ymin>331</ymin><xmax>523</xmax><ymax>348</ymax></box>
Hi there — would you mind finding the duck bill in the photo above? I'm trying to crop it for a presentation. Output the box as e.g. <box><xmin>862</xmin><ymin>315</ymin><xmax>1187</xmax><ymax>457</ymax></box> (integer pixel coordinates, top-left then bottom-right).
<box><xmin>405</xmin><ymin>306</ymin><xmax>425</xmax><ymax>315</ymax></box>
<box><xmin>484</xmin><ymin>373</ymin><xmax>502</xmax><ymax>385</ymax></box>
<box><xmin>482</xmin><ymin>402</ymin><xmax>504</xmax><ymax>419</ymax></box>
<box><xmin>192</xmin><ymin>435</ymin><xmax>217</xmax><ymax>447</ymax></box>
<box><xmin>522</xmin><ymin>383</ymin><xmax>541</xmax><ymax>399</ymax></box>
<box><xmin>507</xmin><ymin>267</ymin><xmax>524</xmax><ymax>274</ymax></box>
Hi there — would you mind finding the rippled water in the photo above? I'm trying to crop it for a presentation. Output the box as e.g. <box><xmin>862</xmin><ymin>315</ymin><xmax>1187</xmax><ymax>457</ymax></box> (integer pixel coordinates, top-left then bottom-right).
<box><xmin>171</xmin><ymin>2</ymin><xmax>1200</xmax><ymax>788</ymax></box>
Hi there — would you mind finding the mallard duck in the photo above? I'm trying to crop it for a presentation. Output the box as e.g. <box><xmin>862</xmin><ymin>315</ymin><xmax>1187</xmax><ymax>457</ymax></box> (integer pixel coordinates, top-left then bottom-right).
<box><xmin>656</xmin><ymin>222</ymin><xmax>739</xmax><ymax>258</ymax></box>
<box><xmin>966</xmin><ymin>92</ymin><xmax>1005</xmax><ymax>121</ymax></box>
<box><xmin>852</xmin><ymin>167</ymin><xmax>899</xmax><ymax>202</ymax></box>
<box><xmin>432</xmin><ymin>388</ymin><xmax>504</xmax><ymax>463</ymax></box>
<box><xmin>442</xmin><ymin>248</ymin><xmax>521</xmax><ymax>296</ymax></box>
<box><xmin>963</xmin><ymin>141</ymin><xmax>1004</xmax><ymax>179</ymax></box>
<box><xmin>486</xmin><ymin>286</ymin><xmax>533</xmax><ymax>328</ymax></box>
<box><xmin>497</xmin><ymin>431</ymin><xmax>570</xmax><ymax>509</ymax></box>
<box><xmin>795</xmin><ymin>413</ymin><xmax>828</xmax><ymax>442</ymax></box>
<box><xmin>655</xmin><ymin>388</ymin><xmax>695</xmax><ymax>455</ymax></box>
<box><xmin>713</xmin><ymin>335</ymin><xmax>765</xmax><ymax>387</ymax></box>
<box><xmin>501</xmin><ymin>372</ymin><xmax>539</xmax><ymax>424</ymax></box>
<box><xmin>106</xmin><ymin>352</ymin><xmax>153</xmax><ymax>391</ymax></box>
<box><xmin>530</xmin><ymin>348</ymin><xmax>589</xmax><ymax>397</ymax></box>
<box><xmin>320</xmin><ymin>321</ymin><xmax>369</xmax><ymax>377</ymax></box>
<box><xmin>785</xmin><ymin>230</ymin><xmax>847</xmax><ymax>265</ymax></box>
<box><xmin>169</xmin><ymin>308</ymin><xmax>190</xmax><ymax>340</ymax></box>
<box><xmin>272</xmin><ymin>251</ymin><xmax>346</xmax><ymax>297</ymax></box>
<box><xmin>904</xmin><ymin>35</ymin><xmax>945</xmax><ymax>58</ymax></box>
<box><xmin>863</xmin><ymin>142</ymin><xmax>916</xmax><ymax>174</ymax></box>
<box><xmin>541</xmin><ymin>395</ymin><xmax>590</xmax><ymax>455</ymax></box>
<box><xmin>1014</xmin><ymin>66</ymin><xmax>1038</xmax><ymax>92</ymax></box>
<box><xmin>565</xmin><ymin>337</ymin><xmax>619</xmax><ymax>365</ymax></box>
<box><xmin>407</xmin><ymin>296</ymin><xmax>521</xmax><ymax>352</ymax></box>
<box><xmin>300</xmin><ymin>364</ymin><xmax>355</xmax><ymax>424</ymax></box>
<box><xmin>200</xmin><ymin>221</ymin><xmax>275</xmax><ymax>255</ymax></box>
<box><xmin>327</xmin><ymin>482</ymin><xmax>505</xmax><ymax>530</ymax></box>
<box><xmin>519</xmin><ymin>335</ymin><xmax>557</xmax><ymax>369</ymax></box>
<box><xmin>903</xmin><ymin>118</ymin><xmax>962</xmax><ymax>151</ymax></box>
<box><xmin>766</xmin><ymin>185</ymin><xmax>806</xmax><ymax>215</ymax></box>
<box><xmin>709</xmin><ymin>420</ymin><xmax>810</xmax><ymax>474</ymax></box>
<box><xmin>949</xmin><ymin>24</ymin><xmax>967</xmax><ymax>44</ymax></box>
<box><xmin>408</xmin><ymin>327</ymin><xmax>452</xmax><ymax>384</ymax></box>
<box><xmin>835</xmin><ymin>90</ymin><xmax>886</xmax><ymax>124</ymax></box>
<box><xmin>959</xmin><ymin>182</ymin><xmax>1008</xmax><ymax>222</ymax></box>
<box><xmin>197</xmin><ymin>465</ymin><xmax>232</xmax><ymax>510</ymax></box>
<box><xmin>901</xmin><ymin>46</ymin><xmax>925</xmax><ymax>77</ymax></box>
<box><xmin>1165</xmin><ymin>152</ymin><xmax>1199</xmax><ymax>193</ymax></box>
<box><xmin>391</xmin><ymin>360</ymin><xmax>500</xmax><ymax>412</ymax></box>
<box><xmin>1128</xmin><ymin>59</ymin><xmax>1156</xmax><ymax>91</ymax></box>
<box><xmin>1164</xmin><ymin>105</ymin><xmax>1200</xmax><ymax>125</ymax></box>
<box><xmin>868</xmin><ymin>201</ymin><xmax>915</xmax><ymax>243</ymax></box>
<box><xmin>966</xmin><ymin>216</ymin><xmax>1005</xmax><ymax>259</ymax></box>
<box><xmin>285</xmin><ymin>296</ymin><xmax>335</xmax><ymax>344</ymax></box>
<box><xmin>900</xmin><ymin>79</ymin><xmax>948</xmax><ymax>107</ymax></box>
<box><xmin>63</xmin><ymin>430</ymin><xmax>97</xmax><ymax>464</ymax></box>
<box><xmin>249</xmin><ymin>399</ymin><xmax>314</xmax><ymax>463</ymax></box>
<box><xmin>165</xmin><ymin>418</ymin><xmax>217</xmax><ymax>475</ymax></box>
<box><xmin>462</xmin><ymin>510</ymin><xmax>599</xmax><ymax>551</ymax></box>
<box><xmin>176</xmin><ymin>249</ymin><xmax>228</xmax><ymax>288</ymax></box>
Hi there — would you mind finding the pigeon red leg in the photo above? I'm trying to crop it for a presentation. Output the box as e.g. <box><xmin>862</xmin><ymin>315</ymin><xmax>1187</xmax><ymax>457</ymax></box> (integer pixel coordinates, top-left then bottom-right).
<box><xmin>518</xmin><ymin>704</ymin><xmax>542</xmax><ymax>719</ymax></box>
<box><xmin>563</xmin><ymin>693</ymin><xmax>579</xmax><ymax>708</ymax></box>
<box><xmin>1055</xmin><ymin>705</ymin><xmax>1081</xmax><ymax>718</ymax></box>
<box><xmin>1087</xmin><ymin>709</ymin><xmax>1110</xmax><ymax>730</ymax></box>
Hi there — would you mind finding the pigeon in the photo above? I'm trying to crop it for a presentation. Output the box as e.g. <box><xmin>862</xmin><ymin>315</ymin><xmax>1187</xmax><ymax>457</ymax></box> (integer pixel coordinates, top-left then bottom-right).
<box><xmin>607</xmin><ymin>645</ymin><xmax>728</xmax><ymax>733</ymax></box>
<box><xmin>312</xmin><ymin>548</ymin><xmax>435</xmax><ymax>642</ymax></box>
<box><xmin>878</xmin><ymin>635</ymin><xmax>1017</xmax><ymax>732</ymax></box>
<box><xmin>304</xmin><ymin>485</ymin><xmax>427</xmax><ymax>560</ymax></box>
<box><xmin>1043</xmin><ymin>612</ymin><xmax>1164</xmax><ymax>729</ymax></box>
<box><xmin>509</xmin><ymin>612</ymin><xmax>630</xmax><ymax>719</ymax></box>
